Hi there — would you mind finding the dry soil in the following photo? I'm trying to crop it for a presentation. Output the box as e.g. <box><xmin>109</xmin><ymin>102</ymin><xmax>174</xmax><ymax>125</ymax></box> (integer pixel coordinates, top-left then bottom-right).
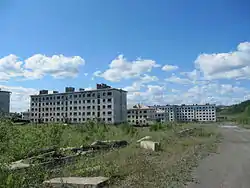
<box><xmin>187</xmin><ymin>124</ymin><xmax>250</xmax><ymax>188</ymax></box>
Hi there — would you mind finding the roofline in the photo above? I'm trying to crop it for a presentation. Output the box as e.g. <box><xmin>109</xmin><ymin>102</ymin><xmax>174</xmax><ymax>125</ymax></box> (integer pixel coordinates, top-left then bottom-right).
<box><xmin>148</xmin><ymin>104</ymin><xmax>216</xmax><ymax>107</ymax></box>
<box><xmin>30</xmin><ymin>88</ymin><xmax>127</xmax><ymax>97</ymax></box>
<box><xmin>0</xmin><ymin>90</ymin><xmax>11</xmax><ymax>94</ymax></box>
<box><xmin>127</xmin><ymin>107</ymin><xmax>155</xmax><ymax>110</ymax></box>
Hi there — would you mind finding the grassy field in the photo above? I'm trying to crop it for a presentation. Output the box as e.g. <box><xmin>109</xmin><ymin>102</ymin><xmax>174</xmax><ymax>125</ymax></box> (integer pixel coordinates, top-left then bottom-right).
<box><xmin>0</xmin><ymin>120</ymin><xmax>220</xmax><ymax>188</ymax></box>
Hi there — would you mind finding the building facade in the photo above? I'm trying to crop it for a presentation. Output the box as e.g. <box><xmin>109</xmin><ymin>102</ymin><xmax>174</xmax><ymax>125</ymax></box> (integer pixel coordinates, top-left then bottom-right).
<box><xmin>127</xmin><ymin>104</ymin><xmax>155</xmax><ymax>125</ymax></box>
<box><xmin>0</xmin><ymin>89</ymin><xmax>11</xmax><ymax>115</ymax></box>
<box><xmin>21</xmin><ymin>110</ymin><xmax>30</xmax><ymax>121</ymax></box>
<box><xmin>149</xmin><ymin>104</ymin><xmax>216</xmax><ymax>122</ymax></box>
<box><xmin>30</xmin><ymin>84</ymin><xmax>127</xmax><ymax>124</ymax></box>
<box><xmin>127</xmin><ymin>104</ymin><xmax>170</xmax><ymax>125</ymax></box>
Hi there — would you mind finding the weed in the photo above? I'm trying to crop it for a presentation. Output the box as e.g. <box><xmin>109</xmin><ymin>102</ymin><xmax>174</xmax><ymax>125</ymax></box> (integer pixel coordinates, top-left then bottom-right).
<box><xmin>0</xmin><ymin>120</ymin><xmax>219</xmax><ymax>188</ymax></box>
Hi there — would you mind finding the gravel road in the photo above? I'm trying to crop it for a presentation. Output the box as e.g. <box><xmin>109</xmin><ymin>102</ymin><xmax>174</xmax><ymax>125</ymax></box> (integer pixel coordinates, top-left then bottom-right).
<box><xmin>187</xmin><ymin>124</ymin><xmax>250</xmax><ymax>188</ymax></box>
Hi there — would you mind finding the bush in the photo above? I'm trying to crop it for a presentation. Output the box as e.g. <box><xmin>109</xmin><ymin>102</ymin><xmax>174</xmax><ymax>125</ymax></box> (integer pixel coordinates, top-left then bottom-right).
<box><xmin>0</xmin><ymin>165</ymin><xmax>49</xmax><ymax>188</ymax></box>
<box><xmin>149</xmin><ymin>123</ymin><xmax>165</xmax><ymax>132</ymax></box>
<box><xmin>121</xmin><ymin>124</ymin><xmax>138</xmax><ymax>136</ymax></box>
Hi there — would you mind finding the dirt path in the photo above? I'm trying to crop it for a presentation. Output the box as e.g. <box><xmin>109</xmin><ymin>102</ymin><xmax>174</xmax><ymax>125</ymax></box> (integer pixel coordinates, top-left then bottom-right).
<box><xmin>187</xmin><ymin>125</ymin><xmax>250</xmax><ymax>188</ymax></box>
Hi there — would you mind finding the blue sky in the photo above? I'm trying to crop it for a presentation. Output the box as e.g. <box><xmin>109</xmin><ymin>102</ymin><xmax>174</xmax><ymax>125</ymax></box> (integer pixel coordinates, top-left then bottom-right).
<box><xmin>0</xmin><ymin>0</ymin><xmax>250</xmax><ymax>112</ymax></box>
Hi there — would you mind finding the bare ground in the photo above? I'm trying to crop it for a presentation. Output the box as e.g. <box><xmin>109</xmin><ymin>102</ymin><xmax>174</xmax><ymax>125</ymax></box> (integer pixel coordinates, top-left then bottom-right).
<box><xmin>187</xmin><ymin>124</ymin><xmax>250</xmax><ymax>188</ymax></box>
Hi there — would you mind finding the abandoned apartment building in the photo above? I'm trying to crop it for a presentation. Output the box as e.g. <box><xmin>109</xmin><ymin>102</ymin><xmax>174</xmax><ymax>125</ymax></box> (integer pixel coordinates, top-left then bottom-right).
<box><xmin>149</xmin><ymin>104</ymin><xmax>216</xmax><ymax>122</ymax></box>
<box><xmin>29</xmin><ymin>83</ymin><xmax>217</xmax><ymax>125</ymax></box>
<box><xmin>29</xmin><ymin>84</ymin><xmax>127</xmax><ymax>124</ymax></box>
<box><xmin>127</xmin><ymin>104</ymin><xmax>168</xmax><ymax>125</ymax></box>
<box><xmin>127</xmin><ymin>103</ymin><xmax>216</xmax><ymax>126</ymax></box>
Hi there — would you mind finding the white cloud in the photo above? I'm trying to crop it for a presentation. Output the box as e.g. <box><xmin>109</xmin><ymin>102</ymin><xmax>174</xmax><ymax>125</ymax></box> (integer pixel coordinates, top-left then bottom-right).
<box><xmin>0</xmin><ymin>54</ymin><xmax>85</xmax><ymax>81</ymax></box>
<box><xmin>123</xmin><ymin>74</ymin><xmax>158</xmax><ymax>92</ymax></box>
<box><xmin>126</xmin><ymin>82</ymin><xmax>250</xmax><ymax>107</ymax></box>
<box><xmin>95</xmin><ymin>54</ymin><xmax>161</xmax><ymax>82</ymax></box>
<box><xmin>139</xmin><ymin>74</ymin><xmax>158</xmax><ymax>83</ymax></box>
<box><xmin>0</xmin><ymin>54</ymin><xmax>24</xmax><ymax>81</ymax></box>
<box><xmin>165</xmin><ymin>75</ymin><xmax>192</xmax><ymax>84</ymax></box>
<box><xmin>0</xmin><ymin>85</ymin><xmax>38</xmax><ymax>112</ymax></box>
<box><xmin>127</xmin><ymin>84</ymin><xmax>181</xmax><ymax>106</ymax></box>
<box><xmin>194</xmin><ymin>42</ymin><xmax>250</xmax><ymax>79</ymax></box>
<box><xmin>24</xmin><ymin>54</ymin><xmax>85</xmax><ymax>79</ymax></box>
<box><xmin>123</xmin><ymin>82</ymin><xmax>142</xmax><ymax>92</ymax></box>
<box><xmin>93</xmin><ymin>71</ymin><xmax>101</xmax><ymax>77</ymax></box>
<box><xmin>183</xmin><ymin>83</ymin><xmax>249</xmax><ymax>105</ymax></box>
<box><xmin>162</xmin><ymin>64</ymin><xmax>178</xmax><ymax>71</ymax></box>
<box><xmin>180</xmin><ymin>69</ymin><xmax>201</xmax><ymax>81</ymax></box>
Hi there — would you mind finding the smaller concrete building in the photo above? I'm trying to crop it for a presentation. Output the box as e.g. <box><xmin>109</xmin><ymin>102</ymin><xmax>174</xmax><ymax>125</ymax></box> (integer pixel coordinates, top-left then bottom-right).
<box><xmin>149</xmin><ymin>103</ymin><xmax>216</xmax><ymax>122</ymax></box>
<box><xmin>127</xmin><ymin>104</ymin><xmax>166</xmax><ymax>126</ymax></box>
<box><xmin>21</xmin><ymin>110</ymin><xmax>30</xmax><ymax>121</ymax></box>
<box><xmin>153</xmin><ymin>109</ymin><xmax>169</xmax><ymax>123</ymax></box>
<box><xmin>0</xmin><ymin>89</ymin><xmax>11</xmax><ymax>115</ymax></box>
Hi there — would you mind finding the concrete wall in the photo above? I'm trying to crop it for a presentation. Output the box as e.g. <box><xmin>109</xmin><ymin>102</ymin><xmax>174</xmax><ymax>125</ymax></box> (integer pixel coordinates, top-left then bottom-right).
<box><xmin>150</xmin><ymin>104</ymin><xmax>216</xmax><ymax>122</ymax></box>
<box><xmin>0</xmin><ymin>91</ymin><xmax>10</xmax><ymax>114</ymax></box>
<box><xmin>113</xmin><ymin>90</ymin><xmax>127</xmax><ymax>124</ymax></box>
<box><xmin>30</xmin><ymin>88</ymin><xmax>127</xmax><ymax>124</ymax></box>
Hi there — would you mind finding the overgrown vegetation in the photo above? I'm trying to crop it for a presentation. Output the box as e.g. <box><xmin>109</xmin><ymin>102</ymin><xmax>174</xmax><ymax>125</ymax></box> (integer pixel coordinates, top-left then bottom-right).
<box><xmin>219</xmin><ymin>100</ymin><xmax>250</xmax><ymax>115</ymax></box>
<box><xmin>218</xmin><ymin>100</ymin><xmax>250</xmax><ymax>128</ymax></box>
<box><xmin>0</xmin><ymin>120</ymin><xmax>220</xmax><ymax>188</ymax></box>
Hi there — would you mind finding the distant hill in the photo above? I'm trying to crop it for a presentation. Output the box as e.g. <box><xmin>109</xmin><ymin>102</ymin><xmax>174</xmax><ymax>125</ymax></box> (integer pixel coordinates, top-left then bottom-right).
<box><xmin>219</xmin><ymin>100</ymin><xmax>250</xmax><ymax>117</ymax></box>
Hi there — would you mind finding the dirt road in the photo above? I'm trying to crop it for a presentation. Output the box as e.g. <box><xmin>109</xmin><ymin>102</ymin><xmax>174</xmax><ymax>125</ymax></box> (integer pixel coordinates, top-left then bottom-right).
<box><xmin>187</xmin><ymin>124</ymin><xmax>250</xmax><ymax>188</ymax></box>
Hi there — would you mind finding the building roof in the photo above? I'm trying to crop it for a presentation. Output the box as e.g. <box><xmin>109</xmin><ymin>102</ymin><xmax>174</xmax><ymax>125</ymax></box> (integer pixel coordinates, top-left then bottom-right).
<box><xmin>30</xmin><ymin>87</ymin><xmax>127</xmax><ymax>97</ymax></box>
<box><xmin>149</xmin><ymin>103</ymin><xmax>216</xmax><ymax>107</ymax></box>
<box><xmin>0</xmin><ymin>89</ymin><xmax>11</xmax><ymax>93</ymax></box>
<box><xmin>155</xmin><ymin>109</ymin><xmax>166</xmax><ymax>113</ymax></box>
<box><xmin>128</xmin><ymin>104</ymin><xmax>154</xmax><ymax>110</ymax></box>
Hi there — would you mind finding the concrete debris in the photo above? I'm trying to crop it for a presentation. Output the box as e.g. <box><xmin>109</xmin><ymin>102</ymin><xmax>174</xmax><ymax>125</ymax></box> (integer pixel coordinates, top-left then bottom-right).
<box><xmin>27</xmin><ymin>147</ymin><xmax>57</xmax><ymax>158</ymax></box>
<box><xmin>43</xmin><ymin>176</ymin><xmax>109</xmax><ymax>188</ymax></box>
<box><xmin>178</xmin><ymin>127</ymin><xmax>202</xmax><ymax>137</ymax></box>
<box><xmin>60</xmin><ymin>147</ymin><xmax>75</xmax><ymax>152</ymax></box>
<box><xmin>140</xmin><ymin>140</ymin><xmax>161</xmax><ymax>151</ymax></box>
<box><xmin>90</xmin><ymin>140</ymin><xmax>129</xmax><ymax>149</ymax></box>
<box><xmin>9</xmin><ymin>140</ymin><xmax>128</xmax><ymax>171</ymax></box>
<box><xmin>9</xmin><ymin>160</ymin><xmax>30</xmax><ymax>170</ymax></box>
<box><xmin>137</xmin><ymin>136</ymin><xmax>152</xmax><ymax>143</ymax></box>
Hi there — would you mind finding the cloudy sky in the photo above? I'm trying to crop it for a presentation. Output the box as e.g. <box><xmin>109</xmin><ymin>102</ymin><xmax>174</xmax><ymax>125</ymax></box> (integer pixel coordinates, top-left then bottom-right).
<box><xmin>0</xmin><ymin>0</ymin><xmax>250</xmax><ymax>112</ymax></box>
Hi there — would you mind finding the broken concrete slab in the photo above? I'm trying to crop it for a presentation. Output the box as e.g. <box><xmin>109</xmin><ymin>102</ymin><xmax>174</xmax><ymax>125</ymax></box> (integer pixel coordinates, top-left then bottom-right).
<box><xmin>140</xmin><ymin>140</ymin><xmax>160</xmax><ymax>151</ymax></box>
<box><xmin>27</xmin><ymin>146</ymin><xmax>57</xmax><ymax>158</ymax></box>
<box><xmin>43</xmin><ymin>176</ymin><xmax>109</xmax><ymax>188</ymax></box>
<box><xmin>137</xmin><ymin>136</ymin><xmax>152</xmax><ymax>143</ymax></box>
<box><xmin>9</xmin><ymin>160</ymin><xmax>30</xmax><ymax>170</ymax></box>
<box><xmin>10</xmin><ymin>140</ymin><xmax>128</xmax><ymax>172</ymax></box>
<box><xmin>178</xmin><ymin>127</ymin><xmax>203</xmax><ymax>137</ymax></box>
<box><xmin>90</xmin><ymin>140</ymin><xmax>128</xmax><ymax>149</ymax></box>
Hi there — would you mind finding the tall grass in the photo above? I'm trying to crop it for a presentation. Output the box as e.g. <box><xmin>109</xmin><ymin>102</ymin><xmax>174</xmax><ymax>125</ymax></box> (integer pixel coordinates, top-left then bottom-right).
<box><xmin>0</xmin><ymin>120</ymin><xmax>219</xmax><ymax>188</ymax></box>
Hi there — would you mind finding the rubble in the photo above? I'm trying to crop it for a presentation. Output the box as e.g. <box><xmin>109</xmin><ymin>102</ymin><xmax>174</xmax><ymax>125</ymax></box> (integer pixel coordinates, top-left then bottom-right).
<box><xmin>178</xmin><ymin>127</ymin><xmax>203</xmax><ymax>137</ymax></box>
<box><xmin>137</xmin><ymin>136</ymin><xmax>152</xmax><ymax>143</ymax></box>
<box><xmin>9</xmin><ymin>160</ymin><xmax>30</xmax><ymax>170</ymax></box>
<box><xmin>43</xmin><ymin>176</ymin><xmax>109</xmax><ymax>188</ymax></box>
<box><xmin>90</xmin><ymin>140</ymin><xmax>128</xmax><ymax>149</ymax></box>
<box><xmin>140</xmin><ymin>140</ymin><xmax>161</xmax><ymax>151</ymax></box>
<box><xmin>9</xmin><ymin>140</ymin><xmax>129</xmax><ymax>171</ymax></box>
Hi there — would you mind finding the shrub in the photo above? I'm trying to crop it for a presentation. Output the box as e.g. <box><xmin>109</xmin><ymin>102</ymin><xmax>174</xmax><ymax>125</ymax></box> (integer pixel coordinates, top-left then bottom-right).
<box><xmin>149</xmin><ymin>123</ymin><xmax>165</xmax><ymax>132</ymax></box>
<box><xmin>121</xmin><ymin>124</ymin><xmax>138</xmax><ymax>136</ymax></box>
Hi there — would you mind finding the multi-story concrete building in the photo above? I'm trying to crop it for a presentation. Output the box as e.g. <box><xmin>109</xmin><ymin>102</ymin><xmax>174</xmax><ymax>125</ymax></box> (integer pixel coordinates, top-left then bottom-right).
<box><xmin>127</xmin><ymin>104</ymin><xmax>155</xmax><ymax>125</ymax></box>
<box><xmin>154</xmin><ymin>109</ymin><xmax>169</xmax><ymax>123</ymax></box>
<box><xmin>127</xmin><ymin>104</ymin><xmax>169</xmax><ymax>125</ymax></box>
<box><xmin>0</xmin><ymin>89</ymin><xmax>11</xmax><ymax>115</ymax></box>
<box><xmin>21</xmin><ymin>110</ymin><xmax>30</xmax><ymax>121</ymax></box>
<box><xmin>30</xmin><ymin>84</ymin><xmax>127</xmax><ymax>124</ymax></box>
<box><xmin>149</xmin><ymin>104</ymin><xmax>216</xmax><ymax>122</ymax></box>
